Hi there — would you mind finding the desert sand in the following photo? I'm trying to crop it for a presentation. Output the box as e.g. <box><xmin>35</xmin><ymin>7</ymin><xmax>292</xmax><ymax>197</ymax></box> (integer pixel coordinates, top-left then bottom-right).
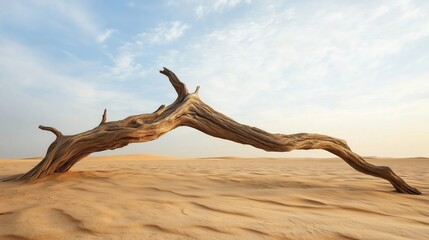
<box><xmin>0</xmin><ymin>155</ymin><xmax>428</xmax><ymax>240</ymax></box>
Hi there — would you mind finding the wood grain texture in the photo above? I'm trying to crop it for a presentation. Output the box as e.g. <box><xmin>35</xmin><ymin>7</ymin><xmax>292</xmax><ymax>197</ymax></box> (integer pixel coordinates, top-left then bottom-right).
<box><xmin>4</xmin><ymin>68</ymin><xmax>421</xmax><ymax>194</ymax></box>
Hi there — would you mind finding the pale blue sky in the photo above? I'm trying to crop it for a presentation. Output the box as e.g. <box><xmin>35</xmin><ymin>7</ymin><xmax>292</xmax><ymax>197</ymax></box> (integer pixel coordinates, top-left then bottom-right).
<box><xmin>1</xmin><ymin>0</ymin><xmax>428</xmax><ymax>158</ymax></box>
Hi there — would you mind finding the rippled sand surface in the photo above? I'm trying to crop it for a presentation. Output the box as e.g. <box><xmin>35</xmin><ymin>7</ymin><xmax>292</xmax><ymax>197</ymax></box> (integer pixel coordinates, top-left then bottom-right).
<box><xmin>0</xmin><ymin>155</ymin><xmax>428</xmax><ymax>239</ymax></box>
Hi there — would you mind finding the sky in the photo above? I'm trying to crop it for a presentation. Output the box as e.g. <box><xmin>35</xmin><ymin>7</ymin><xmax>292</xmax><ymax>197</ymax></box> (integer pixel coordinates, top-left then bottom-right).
<box><xmin>0</xmin><ymin>0</ymin><xmax>428</xmax><ymax>158</ymax></box>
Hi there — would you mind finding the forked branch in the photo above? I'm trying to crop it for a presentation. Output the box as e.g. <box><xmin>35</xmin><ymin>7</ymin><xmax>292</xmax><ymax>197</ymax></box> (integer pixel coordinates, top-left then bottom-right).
<box><xmin>5</xmin><ymin>68</ymin><xmax>421</xmax><ymax>195</ymax></box>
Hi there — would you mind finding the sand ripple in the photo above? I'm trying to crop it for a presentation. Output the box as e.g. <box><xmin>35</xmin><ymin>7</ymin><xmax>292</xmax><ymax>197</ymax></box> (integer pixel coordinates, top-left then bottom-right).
<box><xmin>0</xmin><ymin>156</ymin><xmax>428</xmax><ymax>239</ymax></box>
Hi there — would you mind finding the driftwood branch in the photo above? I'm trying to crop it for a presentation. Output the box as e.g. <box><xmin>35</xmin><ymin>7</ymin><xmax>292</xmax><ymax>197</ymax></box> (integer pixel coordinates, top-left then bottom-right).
<box><xmin>5</xmin><ymin>68</ymin><xmax>421</xmax><ymax>195</ymax></box>
<box><xmin>99</xmin><ymin>109</ymin><xmax>107</xmax><ymax>126</ymax></box>
<box><xmin>38</xmin><ymin>125</ymin><xmax>63</xmax><ymax>138</ymax></box>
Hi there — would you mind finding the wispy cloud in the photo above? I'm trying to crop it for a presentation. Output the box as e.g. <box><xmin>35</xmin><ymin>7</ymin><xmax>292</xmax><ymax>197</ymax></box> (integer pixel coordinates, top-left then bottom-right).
<box><xmin>108</xmin><ymin>21</ymin><xmax>189</xmax><ymax>80</ymax></box>
<box><xmin>193</xmin><ymin>0</ymin><xmax>251</xmax><ymax>17</ymax></box>
<box><xmin>41</xmin><ymin>0</ymin><xmax>99</xmax><ymax>38</ymax></box>
<box><xmin>109</xmin><ymin>44</ymin><xmax>145</xmax><ymax>80</ymax></box>
<box><xmin>174</xmin><ymin>0</ymin><xmax>429</xmax><ymax>109</ymax></box>
<box><xmin>152</xmin><ymin>0</ymin><xmax>429</xmax><ymax>157</ymax></box>
<box><xmin>97</xmin><ymin>29</ymin><xmax>116</xmax><ymax>43</ymax></box>
<box><xmin>213</xmin><ymin>0</ymin><xmax>251</xmax><ymax>11</ymax></box>
<box><xmin>195</xmin><ymin>5</ymin><xmax>206</xmax><ymax>18</ymax></box>
<box><xmin>143</xmin><ymin>21</ymin><xmax>190</xmax><ymax>44</ymax></box>
<box><xmin>0</xmin><ymin>0</ymin><xmax>118</xmax><ymax>44</ymax></box>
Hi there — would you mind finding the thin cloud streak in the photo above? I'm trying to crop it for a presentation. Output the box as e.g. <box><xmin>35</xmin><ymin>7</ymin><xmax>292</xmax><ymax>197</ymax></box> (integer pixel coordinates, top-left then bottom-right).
<box><xmin>145</xmin><ymin>21</ymin><xmax>190</xmax><ymax>44</ymax></box>
<box><xmin>107</xmin><ymin>21</ymin><xmax>189</xmax><ymax>80</ymax></box>
<box><xmin>97</xmin><ymin>29</ymin><xmax>116</xmax><ymax>43</ymax></box>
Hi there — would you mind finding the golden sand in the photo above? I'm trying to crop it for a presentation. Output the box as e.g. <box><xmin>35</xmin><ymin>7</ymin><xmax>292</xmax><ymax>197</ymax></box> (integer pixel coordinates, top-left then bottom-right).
<box><xmin>0</xmin><ymin>155</ymin><xmax>428</xmax><ymax>239</ymax></box>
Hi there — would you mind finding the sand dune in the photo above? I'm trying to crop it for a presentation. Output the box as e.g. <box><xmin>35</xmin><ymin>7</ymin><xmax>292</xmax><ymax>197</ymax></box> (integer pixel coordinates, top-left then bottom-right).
<box><xmin>0</xmin><ymin>155</ymin><xmax>428</xmax><ymax>239</ymax></box>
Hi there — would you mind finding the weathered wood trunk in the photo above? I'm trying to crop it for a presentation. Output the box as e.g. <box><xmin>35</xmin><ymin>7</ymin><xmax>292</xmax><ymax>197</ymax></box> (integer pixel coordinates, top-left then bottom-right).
<box><xmin>4</xmin><ymin>68</ymin><xmax>421</xmax><ymax>194</ymax></box>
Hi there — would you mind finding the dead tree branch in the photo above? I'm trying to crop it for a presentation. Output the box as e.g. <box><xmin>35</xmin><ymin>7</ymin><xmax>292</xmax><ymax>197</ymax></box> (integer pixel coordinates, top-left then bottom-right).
<box><xmin>4</xmin><ymin>68</ymin><xmax>421</xmax><ymax>195</ymax></box>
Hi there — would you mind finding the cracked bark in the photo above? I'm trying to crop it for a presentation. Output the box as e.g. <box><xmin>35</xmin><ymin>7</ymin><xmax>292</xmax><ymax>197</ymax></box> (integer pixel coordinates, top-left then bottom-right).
<box><xmin>4</xmin><ymin>68</ymin><xmax>421</xmax><ymax>194</ymax></box>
